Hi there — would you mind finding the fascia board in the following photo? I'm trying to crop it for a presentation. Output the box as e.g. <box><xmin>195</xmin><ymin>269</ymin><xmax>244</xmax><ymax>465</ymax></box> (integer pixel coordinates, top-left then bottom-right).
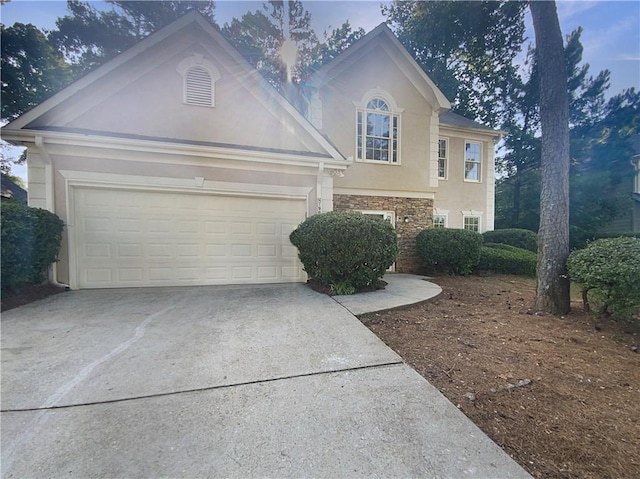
<box><xmin>4</xmin><ymin>11</ymin><xmax>204</xmax><ymax>131</ymax></box>
<box><xmin>380</xmin><ymin>30</ymin><xmax>451</xmax><ymax>111</ymax></box>
<box><xmin>307</xmin><ymin>24</ymin><xmax>451</xmax><ymax>112</ymax></box>
<box><xmin>4</xmin><ymin>129</ymin><xmax>351</xmax><ymax>170</ymax></box>
<box><xmin>439</xmin><ymin>124</ymin><xmax>504</xmax><ymax>141</ymax></box>
<box><xmin>3</xmin><ymin>11</ymin><xmax>345</xmax><ymax>165</ymax></box>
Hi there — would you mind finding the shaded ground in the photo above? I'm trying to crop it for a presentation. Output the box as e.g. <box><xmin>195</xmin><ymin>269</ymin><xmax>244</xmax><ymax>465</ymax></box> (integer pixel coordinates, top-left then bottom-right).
<box><xmin>1</xmin><ymin>283</ymin><xmax>67</xmax><ymax>312</ymax></box>
<box><xmin>361</xmin><ymin>275</ymin><xmax>640</xmax><ymax>479</ymax></box>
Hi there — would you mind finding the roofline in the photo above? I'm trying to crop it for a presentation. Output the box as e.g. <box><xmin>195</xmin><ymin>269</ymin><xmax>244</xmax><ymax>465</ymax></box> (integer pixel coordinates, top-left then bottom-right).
<box><xmin>3</xmin><ymin>128</ymin><xmax>351</xmax><ymax>170</ymax></box>
<box><xmin>3</xmin><ymin>11</ymin><xmax>346</xmax><ymax>163</ymax></box>
<box><xmin>308</xmin><ymin>22</ymin><xmax>451</xmax><ymax>111</ymax></box>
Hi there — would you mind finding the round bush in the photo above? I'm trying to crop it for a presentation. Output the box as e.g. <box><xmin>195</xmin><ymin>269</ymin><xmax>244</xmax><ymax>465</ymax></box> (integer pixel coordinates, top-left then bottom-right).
<box><xmin>567</xmin><ymin>237</ymin><xmax>640</xmax><ymax>320</ymax></box>
<box><xmin>289</xmin><ymin>211</ymin><xmax>398</xmax><ymax>294</ymax></box>
<box><xmin>416</xmin><ymin>228</ymin><xmax>483</xmax><ymax>275</ymax></box>
<box><xmin>478</xmin><ymin>243</ymin><xmax>537</xmax><ymax>276</ymax></box>
<box><xmin>482</xmin><ymin>228</ymin><xmax>538</xmax><ymax>253</ymax></box>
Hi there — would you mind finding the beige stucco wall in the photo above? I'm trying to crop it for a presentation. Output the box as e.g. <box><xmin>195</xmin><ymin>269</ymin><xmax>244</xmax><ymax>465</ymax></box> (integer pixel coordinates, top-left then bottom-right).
<box><xmin>318</xmin><ymin>45</ymin><xmax>436</xmax><ymax>195</ymax></box>
<box><xmin>434</xmin><ymin>127</ymin><xmax>496</xmax><ymax>232</ymax></box>
<box><xmin>28</xmin><ymin>26</ymin><xmax>326</xmax><ymax>156</ymax></box>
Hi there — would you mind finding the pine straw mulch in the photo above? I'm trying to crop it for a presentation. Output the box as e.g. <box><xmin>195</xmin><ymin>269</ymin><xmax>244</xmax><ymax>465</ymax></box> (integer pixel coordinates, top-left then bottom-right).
<box><xmin>360</xmin><ymin>274</ymin><xmax>639</xmax><ymax>479</ymax></box>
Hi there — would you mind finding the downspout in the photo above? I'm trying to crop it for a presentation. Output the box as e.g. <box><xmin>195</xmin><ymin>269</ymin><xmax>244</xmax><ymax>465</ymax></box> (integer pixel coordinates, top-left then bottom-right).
<box><xmin>34</xmin><ymin>136</ymin><xmax>69</xmax><ymax>289</ymax></box>
<box><xmin>317</xmin><ymin>162</ymin><xmax>324</xmax><ymax>214</ymax></box>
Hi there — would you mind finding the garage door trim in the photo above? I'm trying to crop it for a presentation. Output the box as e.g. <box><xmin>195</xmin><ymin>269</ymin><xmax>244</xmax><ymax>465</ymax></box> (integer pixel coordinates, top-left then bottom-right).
<box><xmin>62</xmin><ymin>170</ymin><xmax>311</xmax><ymax>289</ymax></box>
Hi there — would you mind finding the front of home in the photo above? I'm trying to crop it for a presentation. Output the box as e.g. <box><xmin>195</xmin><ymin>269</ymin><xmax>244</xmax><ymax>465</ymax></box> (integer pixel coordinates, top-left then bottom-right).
<box><xmin>1</xmin><ymin>12</ymin><xmax>500</xmax><ymax>289</ymax></box>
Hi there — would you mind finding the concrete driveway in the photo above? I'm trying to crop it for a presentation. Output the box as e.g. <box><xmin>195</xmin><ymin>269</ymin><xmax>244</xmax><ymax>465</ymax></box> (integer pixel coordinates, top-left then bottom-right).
<box><xmin>1</xmin><ymin>283</ymin><xmax>530</xmax><ymax>478</ymax></box>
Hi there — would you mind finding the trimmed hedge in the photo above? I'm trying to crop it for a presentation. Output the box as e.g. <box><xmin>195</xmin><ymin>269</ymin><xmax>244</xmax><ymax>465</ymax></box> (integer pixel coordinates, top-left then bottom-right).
<box><xmin>482</xmin><ymin>228</ymin><xmax>538</xmax><ymax>253</ymax></box>
<box><xmin>567</xmin><ymin>237</ymin><xmax>640</xmax><ymax>320</ymax></box>
<box><xmin>478</xmin><ymin>243</ymin><xmax>537</xmax><ymax>276</ymax></box>
<box><xmin>289</xmin><ymin>211</ymin><xmax>397</xmax><ymax>294</ymax></box>
<box><xmin>1</xmin><ymin>202</ymin><xmax>65</xmax><ymax>290</ymax></box>
<box><xmin>416</xmin><ymin>228</ymin><xmax>483</xmax><ymax>275</ymax></box>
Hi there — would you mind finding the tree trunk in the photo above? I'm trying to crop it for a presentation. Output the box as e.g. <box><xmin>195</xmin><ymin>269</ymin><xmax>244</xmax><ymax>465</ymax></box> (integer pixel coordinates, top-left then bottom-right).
<box><xmin>530</xmin><ymin>1</ymin><xmax>571</xmax><ymax>315</ymax></box>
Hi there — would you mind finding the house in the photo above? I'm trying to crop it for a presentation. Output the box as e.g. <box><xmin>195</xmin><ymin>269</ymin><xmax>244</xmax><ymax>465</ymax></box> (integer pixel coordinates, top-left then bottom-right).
<box><xmin>599</xmin><ymin>133</ymin><xmax>640</xmax><ymax>233</ymax></box>
<box><xmin>1</xmin><ymin>173</ymin><xmax>28</xmax><ymax>203</ymax></box>
<box><xmin>1</xmin><ymin>12</ymin><xmax>500</xmax><ymax>289</ymax></box>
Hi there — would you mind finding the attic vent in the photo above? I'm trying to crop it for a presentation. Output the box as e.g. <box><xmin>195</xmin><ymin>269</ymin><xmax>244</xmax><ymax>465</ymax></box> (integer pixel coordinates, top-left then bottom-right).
<box><xmin>185</xmin><ymin>66</ymin><xmax>213</xmax><ymax>106</ymax></box>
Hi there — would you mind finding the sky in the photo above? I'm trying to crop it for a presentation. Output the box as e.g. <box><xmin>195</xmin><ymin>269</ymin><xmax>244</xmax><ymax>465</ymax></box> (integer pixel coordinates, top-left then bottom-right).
<box><xmin>1</xmin><ymin>0</ymin><xmax>639</xmax><ymax>184</ymax></box>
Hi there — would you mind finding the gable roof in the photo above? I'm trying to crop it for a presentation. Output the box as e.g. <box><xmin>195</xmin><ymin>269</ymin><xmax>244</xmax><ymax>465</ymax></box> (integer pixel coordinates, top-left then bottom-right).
<box><xmin>307</xmin><ymin>23</ymin><xmax>451</xmax><ymax>112</ymax></box>
<box><xmin>2</xmin><ymin>11</ymin><xmax>345</xmax><ymax>163</ymax></box>
<box><xmin>440</xmin><ymin>111</ymin><xmax>502</xmax><ymax>137</ymax></box>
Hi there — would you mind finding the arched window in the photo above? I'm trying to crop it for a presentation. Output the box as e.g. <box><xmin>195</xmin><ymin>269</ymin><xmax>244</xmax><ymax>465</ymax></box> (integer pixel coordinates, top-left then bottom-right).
<box><xmin>355</xmin><ymin>93</ymin><xmax>401</xmax><ymax>163</ymax></box>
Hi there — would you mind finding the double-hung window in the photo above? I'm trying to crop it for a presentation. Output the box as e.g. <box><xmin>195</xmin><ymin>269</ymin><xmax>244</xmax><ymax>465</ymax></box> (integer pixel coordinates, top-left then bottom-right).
<box><xmin>464</xmin><ymin>141</ymin><xmax>482</xmax><ymax>182</ymax></box>
<box><xmin>463</xmin><ymin>216</ymin><xmax>480</xmax><ymax>232</ymax></box>
<box><xmin>438</xmin><ymin>138</ymin><xmax>448</xmax><ymax>179</ymax></box>
<box><xmin>356</xmin><ymin>98</ymin><xmax>399</xmax><ymax>163</ymax></box>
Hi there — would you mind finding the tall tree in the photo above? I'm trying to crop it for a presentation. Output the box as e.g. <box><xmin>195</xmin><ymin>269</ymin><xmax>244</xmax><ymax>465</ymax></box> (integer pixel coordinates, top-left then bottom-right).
<box><xmin>530</xmin><ymin>0</ymin><xmax>571</xmax><ymax>314</ymax></box>
<box><xmin>496</xmin><ymin>28</ymin><xmax>617</xmax><ymax>238</ymax></box>
<box><xmin>1</xmin><ymin>22</ymin><xmax>72</xmax><ymax>121</ymax></box>
<box><xmin>50</xmin><ymin>0</ymin><xmax>215</xmax><ymax>74</ymax></box>
<box><xmin>222</xmin><ymin>1</ymin><xmax>319</xmax><ymax>89</ymax></box>
<box><xmin>383</xmin><ymin>0</ymin><xmax>527</xmax><ymax>127</ymax></box>
<box><xmin>314</xmin><ymin>21</ymin><xmax>365</xmax><ymax>68</ymax></box>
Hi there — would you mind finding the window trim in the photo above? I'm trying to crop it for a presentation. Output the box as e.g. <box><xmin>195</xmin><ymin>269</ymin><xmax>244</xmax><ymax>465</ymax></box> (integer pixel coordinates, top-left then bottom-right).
<box><xmin>354</xmin><ymin>89</ymin><xmax>403</xmax><ymax>165</ymax></box>
<box><xmin>177</xmin><ymin>54</ymin><xmax>221</xmax><ymax>108</ymax></box>
<box><xmin>464</xmin><ymin>140</ymin><xmax>482</xmax><ymax>183</ymax></box>
<box><xmin>433</xmin><ymin>214</ymin><xmax>447</xmax><ymax>228</ymax></box>
<box><xmin>438</xmin><ymin>137</ymin><xmax>449</xmax><ymax>180</ymax></box>
<box><xmin>462</xmin><ymin>215</ymin><xmax>481</xmax><ymax>232</ymax></box>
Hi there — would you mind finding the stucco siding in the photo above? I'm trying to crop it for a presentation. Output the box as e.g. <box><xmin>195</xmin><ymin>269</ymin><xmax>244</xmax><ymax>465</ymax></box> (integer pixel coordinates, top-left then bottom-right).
<box><xmin>318</xmin><ymin>47</ymin><xmax>435</xmax><ymax>194</ymax></box>
<box><xmin>434</xmin><ymin>132</ymin><xmax>496</xmax><ymax>232</ymax></box>
<box><xmin>30</xmin><ymin>27</ymin><xmax>326</xmax><ymax>156</ymax></box>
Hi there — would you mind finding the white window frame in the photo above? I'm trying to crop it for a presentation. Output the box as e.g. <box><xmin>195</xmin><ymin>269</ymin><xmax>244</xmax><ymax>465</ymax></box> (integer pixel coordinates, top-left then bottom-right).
<box><xmin>354</xmin><ymin>89</ymin><xmax>403</xmax><ymax>165</ymax></box>
<box><xmin>433</xmin><ymin>214</ymin><xmax>447</xmax><ymax>228</ymax></box>
<box><xmin>464</xmin><ymin>140</ymin><xmax>482</xmax><ymax>182</ymax></box>
<box><xmin>463</xmin><ymin>215</ymin><xmax>481</xmax><ymax>232</ymax></box>
<box><xmin>438</xmin><ymin>138</ymin><xmax>448</xmax><ymax>180</ymax></box>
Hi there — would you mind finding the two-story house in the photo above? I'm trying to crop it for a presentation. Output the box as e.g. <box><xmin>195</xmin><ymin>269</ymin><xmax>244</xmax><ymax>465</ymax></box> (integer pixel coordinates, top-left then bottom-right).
<box><xmin>1</xmin><ymin>12</ymin><xmax>500</xmax><ymax>289</ymax></box>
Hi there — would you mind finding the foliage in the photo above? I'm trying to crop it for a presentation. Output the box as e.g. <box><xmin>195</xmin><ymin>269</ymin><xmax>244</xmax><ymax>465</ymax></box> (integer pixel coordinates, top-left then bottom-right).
<box><xmin>313</xmin><ymin>21</ymin><xmax>365</xmax><ymax>69</ymax></box>
<box><xmin>482</xmin><ymin>228</ymin><xmax>538</xmax><ymax>253</ymax></box>
<box><xmin>567</xmin><ymin>237</ymin><xmax>640</xmax><ymax>320</ymax></box>
<box><xmin>289</xmin><ymin>211</ymin><xmax>397</xmax><ymax>294</ymax></box>
<box><xmin>478</xmin><ymin>244</ymin><xmax>537</xmax><ymax>276</ymax></box>
<box><xmin>383</xmin><ymin>0</ymin><xmax>527</xmax><ymax>127</ymax></box>
<box><xmin>222</xmin><ymin>1</ymin><xmax>319</xmax><ymax>89</ymax></box>
<box><xmin>50</xmin><ymin>0</ymin><xmax>216</xmax><ymax>74</ymax></box>
<box><xmin>1</xmin><ymin>22</ymin><xmax>72</xmax><ymax>121</ymax></box>
<box><xmin>1</xmin><ymin>202</ymin><xmax>65</xmax><ymax>290</ymax></box>
<box><xmin>416</xmin><ymin>228</ymin><xmax>483</xmax><ymax>275</ymax></box>
<box><xmin>496</xmin><ymin>27</ymin><xmax>638</xmax><ymax>242</ymax></box>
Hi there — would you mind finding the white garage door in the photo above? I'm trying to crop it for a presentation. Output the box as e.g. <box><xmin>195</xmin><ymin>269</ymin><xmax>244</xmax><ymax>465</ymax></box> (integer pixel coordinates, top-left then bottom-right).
<box><xmin>73</xmin><ymin>188</ymin><xmax>306</xmax><ymax>288</ymax></box>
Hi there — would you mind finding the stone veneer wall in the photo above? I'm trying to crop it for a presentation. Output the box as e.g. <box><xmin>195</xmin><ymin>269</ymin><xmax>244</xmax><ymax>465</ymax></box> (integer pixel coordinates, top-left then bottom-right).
<box><xmin>333</xmin><ymin>194</ymin><xmax>433</xmax><ymax>274</ymax></box>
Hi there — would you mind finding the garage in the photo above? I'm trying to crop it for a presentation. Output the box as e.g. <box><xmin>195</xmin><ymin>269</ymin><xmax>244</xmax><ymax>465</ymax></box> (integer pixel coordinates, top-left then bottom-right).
<box><xmin>72</xmin><ymin>187</ymin><xmax>307</xmax><ymax>289</ymax></box>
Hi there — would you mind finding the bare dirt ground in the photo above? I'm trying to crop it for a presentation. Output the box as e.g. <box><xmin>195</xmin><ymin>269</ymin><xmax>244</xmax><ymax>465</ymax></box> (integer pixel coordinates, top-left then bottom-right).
<box><xmin>361</xmin><ymin>274</ymin><xmax>640</xmax><ymax>479</ymax></box>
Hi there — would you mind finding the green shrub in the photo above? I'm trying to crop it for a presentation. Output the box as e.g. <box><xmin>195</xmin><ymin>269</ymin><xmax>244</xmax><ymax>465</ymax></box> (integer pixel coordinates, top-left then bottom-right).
<box><xmin>289</xmin><ymin>211</ymin><xmax>397</xmax><ymax>294</ymax></box>
<box><xmin>573</xmin><ymin>231</ymin><xmax>640</xmax><ymax>250</ymax></box>
<box><xmin>416</xmin><ymin>228</ymin><xmax>483</xmax><ymax>275</ymax></box>
<box><xmin>1</xmin><ymin>202</ymin><xmax>65</xmax><ymax>290</ymax></box>
<box><xmin>567</xmin><ymin>237</ymin><xmax>640</xmax><ymax>320</ymax></box>
<box><xmin>482</xmin><ymin>228</ymin><xmax>538</xmax><ymax>253</ymax></box>
<box><xmin>478</xmin><ymin>243</ymin><xmax>537</xmax><ymax>276</ymax></box>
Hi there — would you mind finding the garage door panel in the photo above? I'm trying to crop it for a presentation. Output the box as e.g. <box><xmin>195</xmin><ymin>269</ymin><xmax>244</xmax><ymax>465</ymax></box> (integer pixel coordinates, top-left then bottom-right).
<box><xmin>74</xmin><ymin>188</ymin><xmax>306</xmax><ymax>288</ymax></box>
